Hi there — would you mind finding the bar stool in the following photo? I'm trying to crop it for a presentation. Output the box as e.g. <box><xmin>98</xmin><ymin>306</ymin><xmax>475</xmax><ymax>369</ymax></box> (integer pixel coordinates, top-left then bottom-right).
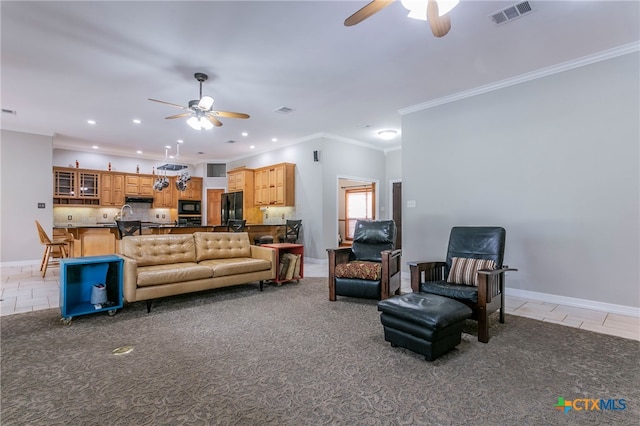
<box><xmin>35</xmin><ymin>220</ymin><xmax>68</xmax><ymax>277</ymax></box>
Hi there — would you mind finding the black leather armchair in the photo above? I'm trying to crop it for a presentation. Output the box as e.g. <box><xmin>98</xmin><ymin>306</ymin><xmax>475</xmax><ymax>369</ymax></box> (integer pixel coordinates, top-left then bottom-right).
<box><xmin>327</xmin><ymin>220</ymin><xmax>401</xmax><ymax>301</ymax></box>
<box><xmin>408</xmin><ymin>226</ymin><xmax>516</xmax><ymax>343</ymax></box>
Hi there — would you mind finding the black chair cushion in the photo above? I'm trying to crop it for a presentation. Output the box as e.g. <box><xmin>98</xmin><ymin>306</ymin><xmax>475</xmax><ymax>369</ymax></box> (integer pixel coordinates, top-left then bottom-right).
<box><xmin>351</xmin><ymin>220</ymin><xmax>396</xmax><ymax>262</ymax></box>
<box><xmin>420</xmin><ymin>280</ymin><xmax>478</xmax><ymax>303</ymax></box>
<box><xmin>335</xmin><ymin>277</ymin><xmax>381</xmax><ymax>299</ymax></box>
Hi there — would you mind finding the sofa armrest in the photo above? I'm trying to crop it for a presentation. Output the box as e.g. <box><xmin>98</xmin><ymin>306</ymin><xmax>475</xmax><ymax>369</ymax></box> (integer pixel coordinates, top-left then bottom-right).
<box><xmin>250</xmin><ymin>245</ymin><xmax>277</xmax><ymax>280</ymax></box>
<box><xmin>408</xmin><ymin>261</ymin><xmax>447</xmax><ymax>293</ymax></box>
<box><xmin>117</xmin><ymin>254</ymin><xmax>138</xmax><ymax>303</ymax></box>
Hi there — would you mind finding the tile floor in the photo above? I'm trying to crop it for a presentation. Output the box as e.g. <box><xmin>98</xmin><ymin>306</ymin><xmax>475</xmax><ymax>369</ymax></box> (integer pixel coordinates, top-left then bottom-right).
<box><xmin>1</xmin><ymin>261</ymin><xmax>638</xmax><ymax>342</ymax></box>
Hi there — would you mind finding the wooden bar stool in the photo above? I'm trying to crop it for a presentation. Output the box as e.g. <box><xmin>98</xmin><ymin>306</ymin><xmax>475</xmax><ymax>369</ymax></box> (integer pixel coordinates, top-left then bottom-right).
<box><xmin>35</xmin><ymin>220</ymin><xmax>68</xmax><ymax>277</ymax></box>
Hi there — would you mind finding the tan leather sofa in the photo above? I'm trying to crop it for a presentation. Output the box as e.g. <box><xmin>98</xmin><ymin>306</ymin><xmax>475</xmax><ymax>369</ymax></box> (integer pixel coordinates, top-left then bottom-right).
<box><xmin>119</xmin><ymin>232</ymin><xmax>276</xmax><ymax>311</ymax></box>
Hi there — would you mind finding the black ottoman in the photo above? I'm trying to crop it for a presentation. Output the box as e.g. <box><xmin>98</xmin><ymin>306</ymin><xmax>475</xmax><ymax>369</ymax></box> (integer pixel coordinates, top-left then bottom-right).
<box><xmin>377</xmin><ymin>293</ymin><xmax>472</xmax><ymax>361</ymax></box>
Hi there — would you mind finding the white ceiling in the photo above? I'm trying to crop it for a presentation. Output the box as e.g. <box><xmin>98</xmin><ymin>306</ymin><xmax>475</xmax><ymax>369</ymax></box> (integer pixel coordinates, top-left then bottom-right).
<box><xmin>2</xmin><ymin>1</ymin><xmax>638</xmax><ymax>164</ymax></box>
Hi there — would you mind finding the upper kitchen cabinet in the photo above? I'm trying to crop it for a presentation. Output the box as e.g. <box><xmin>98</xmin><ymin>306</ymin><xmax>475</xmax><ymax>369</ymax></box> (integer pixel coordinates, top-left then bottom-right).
<box><xmin>101</xmin><ymin>172</ymin><xmax>125</xmax><ymax>206</ymax></box>
<box><xmin>254</xmin><ymin>163</ymin><xmax>295</xmax><ymax>206</ymax></box>
<box><xmin>227</xmin><ymin>167</ymin><xmax>253</xmax><ymax>192</ymax></box>
<box><xmin>125</xmin><ymin>174</ymin><xmax>154</xmax><ymax>196</ymax></box>
<box><xmin>53</xmin><ymin>167</ymin><xmax>100</xmax><ymax>205</ymax></box>
<box><xmin>153</xmin><ymin>176</ymin><xmax>176</xmax><ymax>208</ymax></box>
<box><xmin>177</xmin><ymin>176</ymin><xmax>202</xmax><ymax>200</ymax></box>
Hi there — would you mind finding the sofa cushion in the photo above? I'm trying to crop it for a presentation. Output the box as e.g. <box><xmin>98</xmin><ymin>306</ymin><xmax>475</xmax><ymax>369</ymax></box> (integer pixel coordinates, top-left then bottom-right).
<box><xmin>198</xmin><ymin>258</ymin><xmax>272</xmax><ymax>277</ymax></box>
<box><xmin>121</xmin><ymin>235</ymin><xmax>196</xmax><ymax>267</ymax></box>
<box><xmin>447</xmin><ymin>257</ymin><xmax>496</xmax><ymax>286</ymax></box>
<box><xmin>335</xmin><ymin>261</ymin><xmax>382</xmax><ymax>281</ymax></box>
<box><xmin>136</xmin><ymin>262</ymin><xmax>213</xmax><ymax>287</ymax></box>
<box><xmin>194</xmin><ymin>232</ymin><xmax>252</xmax><ymax>261</ymax></box>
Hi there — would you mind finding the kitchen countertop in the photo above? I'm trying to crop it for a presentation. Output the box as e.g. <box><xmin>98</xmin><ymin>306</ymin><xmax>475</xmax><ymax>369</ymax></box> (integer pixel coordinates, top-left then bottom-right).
<box><xmin>54</xmin><ymin>223</ymin><xmax>287</xmax><ymax>229</ymax></box>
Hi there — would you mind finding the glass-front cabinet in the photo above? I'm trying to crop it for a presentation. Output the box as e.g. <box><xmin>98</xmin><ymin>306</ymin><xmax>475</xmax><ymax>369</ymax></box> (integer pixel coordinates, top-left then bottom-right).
<box><xmin>53</xmin><ymin>167</ymin><xmax>100</xmax><ymax>205</ymax></box>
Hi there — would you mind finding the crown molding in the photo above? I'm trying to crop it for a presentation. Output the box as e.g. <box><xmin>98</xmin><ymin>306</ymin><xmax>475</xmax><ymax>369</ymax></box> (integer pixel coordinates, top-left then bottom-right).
<box><xmin>399</xmin><ymin>41</ymin><xmax>640</xmax><ymax>115</ymax></box>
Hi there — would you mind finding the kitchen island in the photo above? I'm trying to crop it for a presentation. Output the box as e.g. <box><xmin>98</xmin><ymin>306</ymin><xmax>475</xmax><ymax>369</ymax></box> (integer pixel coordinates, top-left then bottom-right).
<box><xmin>53</xmin><ymin>223</ymin><xmax>287</xmax><ymax>257</ymax></box>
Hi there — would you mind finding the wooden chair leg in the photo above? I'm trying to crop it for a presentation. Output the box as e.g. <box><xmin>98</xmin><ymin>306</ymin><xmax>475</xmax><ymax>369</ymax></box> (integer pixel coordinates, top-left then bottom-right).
<box><xmin>477</xmin><ymin>306</ymin><xmax>489</xmax><ymax>343</ymax></box>
<box><xmin>41</xmin><ymin>246</ymin><xmax>52</xmax><ymax>277</ymax></box>
<box><xmin>40</xmin><ymin>248</ymin><xmax>48</xmax><ymax>272</ymax></box>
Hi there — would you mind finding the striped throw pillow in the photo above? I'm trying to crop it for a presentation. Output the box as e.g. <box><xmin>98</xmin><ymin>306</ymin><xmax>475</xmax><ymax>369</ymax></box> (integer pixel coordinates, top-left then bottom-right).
<box><xmin>447</xmin><ymin>257</ymin><xmax>496</xmax><ymax>286</ymax></box>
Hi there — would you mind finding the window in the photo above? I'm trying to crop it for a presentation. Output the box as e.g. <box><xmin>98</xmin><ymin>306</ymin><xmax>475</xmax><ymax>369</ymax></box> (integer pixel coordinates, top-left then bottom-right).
<box><xmin>345</xmin><ymin>186</ymin><xmax>375</xmax><ymax>239</ymax></box>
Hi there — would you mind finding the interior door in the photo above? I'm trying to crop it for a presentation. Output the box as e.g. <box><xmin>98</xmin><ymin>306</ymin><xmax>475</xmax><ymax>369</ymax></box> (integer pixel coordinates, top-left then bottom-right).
<box><xmin>392</xmin><ymin>181</ymin><xmax>402</xmax><ymax>249</ymax></box>
<box><xmin>207</xmin><ymin>189</ymin><xmax>224</xmax><ymax>226</ymax></box>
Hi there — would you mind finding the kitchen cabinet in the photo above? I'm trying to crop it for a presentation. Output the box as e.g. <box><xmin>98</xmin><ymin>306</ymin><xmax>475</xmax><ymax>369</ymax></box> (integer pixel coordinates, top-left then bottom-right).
<box><xmin>53</xmin><ymin>167</ymin><xmax>101</xmax><ymax>205</ymax></box>
<box><xmin>228</xmin><ymin>168</ymin><xmax>253</xmax><ymax>192</ymax></box>
<box><xmin>153</xmin><ymin>176</ymin><xmax>175</xmax><ymax>208</ymax></box>
<box><xmin>254</xmin><ymin>163</ymin><xmax>295</xmax><ymax>207</ymax></box>
<box><xmin>254</xmin><ymin>168</ymin><xmax>269</xmax><ymax>206</ymax></box>
<box><xmin>125</xmin><ymin>174</ymin><xmax>154</xmax><ymax>196</ymax></box>
<box><xmin>177</xmin><ymin>176</ymin><xmax>202</xmax><ymax>200</ymax></box>
<box><xmin>101</xmin><ymin>172</ymin><xmax>125</xmax><ymax>206</ymax></box>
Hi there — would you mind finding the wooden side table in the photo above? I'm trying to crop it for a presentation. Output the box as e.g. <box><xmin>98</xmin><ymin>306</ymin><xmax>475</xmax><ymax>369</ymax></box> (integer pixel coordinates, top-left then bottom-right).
<box><xmin>262</xmin><ymin>243</ymin><xmax>304</xmax><ymax>284</ymax></box>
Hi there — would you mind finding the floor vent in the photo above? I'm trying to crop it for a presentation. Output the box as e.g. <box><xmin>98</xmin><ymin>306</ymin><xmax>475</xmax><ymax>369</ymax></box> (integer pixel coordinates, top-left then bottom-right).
<box><xmin>490</xmin><ymin>1</ymin><xmax>533</xmax><ymax>25</ymax></box>
<box><xmin>273</xmin><ymin>106</ymin><xmax>294</xmax><ymax>114</ymax></box>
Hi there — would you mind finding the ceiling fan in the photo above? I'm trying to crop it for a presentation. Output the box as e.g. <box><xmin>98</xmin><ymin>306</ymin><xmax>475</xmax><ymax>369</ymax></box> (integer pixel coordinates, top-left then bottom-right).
<box><xmin>148</xmin><ymin>73</ymin><xmax>250</xmax><ymax>130</ymax></box>
<box><xmin>344</xmin><ymin>0</ymin><xmax>459</xmax><ymax>38</ymax></box>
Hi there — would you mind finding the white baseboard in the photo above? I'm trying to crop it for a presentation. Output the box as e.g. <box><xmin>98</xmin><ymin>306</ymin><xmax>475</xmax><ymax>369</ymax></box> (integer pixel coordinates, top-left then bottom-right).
<box><xmin>1</xmin><ymin>260</ymin><xmax>40</xmax><ymax>268</ymax></box>
<box><xmin>401</xmin><ymin>272</ymin><xmax>639</xmax><ymax>318</ymax></box>
<box><xmin>506</xmin><ymin>288</ymin><xmax>640</xmax><ymax>318</ymax></box>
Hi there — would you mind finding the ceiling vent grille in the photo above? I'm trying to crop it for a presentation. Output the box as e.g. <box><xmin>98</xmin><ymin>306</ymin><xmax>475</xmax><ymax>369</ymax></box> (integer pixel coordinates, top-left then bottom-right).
<box><xmin>273</xmin><ymin>106</ymin><xmax>294</xmax><ymax>114</ymax></box>
<box><xmin>2</xmin><ymin>108</ymin><xmax>17</xmax><ymax>115</ymax></box>
<box><xmin>490</xmin><ymin>1</ymin><xmax>533</xmax><ymax>25</ymax></box>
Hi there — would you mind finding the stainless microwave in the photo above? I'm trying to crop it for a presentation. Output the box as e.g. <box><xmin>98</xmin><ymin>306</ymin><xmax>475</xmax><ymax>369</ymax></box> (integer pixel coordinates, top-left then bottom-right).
<box><xmin>178</xmin><ymin>200</ymin><xmax>201</xmax><ymax>215</ymax></box>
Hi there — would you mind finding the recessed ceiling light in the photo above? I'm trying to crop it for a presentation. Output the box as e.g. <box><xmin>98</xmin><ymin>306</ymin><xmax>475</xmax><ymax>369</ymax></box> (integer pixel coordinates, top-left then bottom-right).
<box><xmin>132</xmin><ymin>119</ymin><xmax>141</xmax><ymax>124</ymax></box>
<box><xmin>92</xmin><ymin>145</ymin><xmax>99</xmax><ymax>149</ymax></box>
<box><xmin>165</xmin><ymin>145</ymin><xmax>171</xmax><ymax>149</ymax></box>
<box><xmin>177</xmin><ymin>139</ymin><xmax>184</xmax><ymax>144</ymax></box>
<box><xmin>87</xmin><ymin>120</ymin><xmax>96</xmax><ymax>125</ymax></box>
<box><xmin>250</xmin><ymin>145</ymin><xmax>255</xmax><ymax>149</ymax></box>
<box><xmin>136</xmin><ymin>150</ymin><xmax>143</xmax><ymax>154</ymax></box>
<box><xmin>377</xmin><ymin>129</ymin><xmax>398</xmax><ymax>140</ymax></box>
<box><xmin>271</xmin><ymin>138</ymin><xmax>278</xmax><ymax>142</ymax></box>
<box><xmin>242</xmin><ymin>132</ymin><xmax>248</xmax><ymax>137</ymax></box>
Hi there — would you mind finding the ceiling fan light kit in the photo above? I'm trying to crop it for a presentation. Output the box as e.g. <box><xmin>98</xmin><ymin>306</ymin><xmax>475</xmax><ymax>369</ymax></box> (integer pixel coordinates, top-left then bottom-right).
<box><xmin>149</xmin><ymin>72</ymin><xmax>249</xmax><ymax>130</ymax></box>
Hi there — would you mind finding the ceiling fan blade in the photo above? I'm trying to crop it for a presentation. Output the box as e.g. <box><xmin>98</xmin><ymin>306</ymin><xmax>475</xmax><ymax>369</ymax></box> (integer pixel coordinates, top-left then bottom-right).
<box><xmin>206</xmin><ymin>114</ymin><xmax>223</xmax><ymax>127</ymax></box>
<box><xmin>165</xmin><ymin>112</ymin><xmax>192</xmax><ymax>120</ymax></box>
<box><xmin>344</xmin><ymin>0</ymin><xmax>395</xmax><ymax>26</ymax></box>
<box><xmin>148</xmin><ymin>98</ymin><xmax>189</xmax><ymax>110</ymax></box>
<box><xmin>211</xmin><ymin>110</ymin><xmax>250</xmax><ymax>119</ymax></box>
<box><xmin>427</xmin><ymin>0</ymin><xmax>451</xmax><ymax>37</ymax></box>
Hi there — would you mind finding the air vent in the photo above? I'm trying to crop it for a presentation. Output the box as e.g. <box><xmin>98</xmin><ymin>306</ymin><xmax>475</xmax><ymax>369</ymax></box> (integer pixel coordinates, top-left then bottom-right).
<box><xmin>273</xmin><ymin>106</ymin><xmax>294</xmax><ymax>114</ymax></box>
<box><xmin>226</xmin><ymin>140</ymin><xmax>236</xmax><ymax>144</ymax></box>
<box><xmin>2</xmin><ymin>108</ymin><xmax>17</xmax><ymax>115</ymax></box>
<box><xmin>490</xmin><ymin>1</ymin><xmax>533</xmax><ymax>25</ymax></box>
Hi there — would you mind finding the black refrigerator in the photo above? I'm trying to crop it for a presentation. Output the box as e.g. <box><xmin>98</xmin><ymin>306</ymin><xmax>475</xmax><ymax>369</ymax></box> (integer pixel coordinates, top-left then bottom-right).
<box><xmin>221</xmin><ymin>191</ymin><xmax>243</xmax><ymax>225</ymax></box>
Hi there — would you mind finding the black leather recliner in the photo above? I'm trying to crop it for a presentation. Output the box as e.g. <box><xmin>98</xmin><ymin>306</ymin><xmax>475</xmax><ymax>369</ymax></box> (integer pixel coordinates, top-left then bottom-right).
<box><xmin>327</xmin><ymin>220</ymin><xmax>401</xmax><ymax>301</ymax></box>
<box><xmin>408</xmin><ymin>226</ymin><xmax>517</xmax><ymax>343</ymax></box>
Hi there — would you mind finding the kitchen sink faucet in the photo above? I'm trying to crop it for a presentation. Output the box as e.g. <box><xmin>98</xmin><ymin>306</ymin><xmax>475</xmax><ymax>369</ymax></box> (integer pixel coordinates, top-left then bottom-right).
<box><xmin>119</xmin><ymin>204</ymin><xmax>133</xmax><ymax>220</ymax></box>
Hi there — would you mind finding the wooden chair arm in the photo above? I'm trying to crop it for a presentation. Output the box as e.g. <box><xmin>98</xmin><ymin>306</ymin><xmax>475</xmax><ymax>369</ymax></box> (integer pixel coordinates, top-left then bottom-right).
<box><xmin>327</xmin><ymin>247</ymin><xmax>353</xmax><ymax>301</ymax></box>
<box><xmin>408</xmin><ymin>261</ymin><xmax>446</xmax><ymax>292</ymax></box>
<box><xmin>477</xmin><ymin>266</ymin><xmax>516</xmax><ymax>305</ymax></box>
